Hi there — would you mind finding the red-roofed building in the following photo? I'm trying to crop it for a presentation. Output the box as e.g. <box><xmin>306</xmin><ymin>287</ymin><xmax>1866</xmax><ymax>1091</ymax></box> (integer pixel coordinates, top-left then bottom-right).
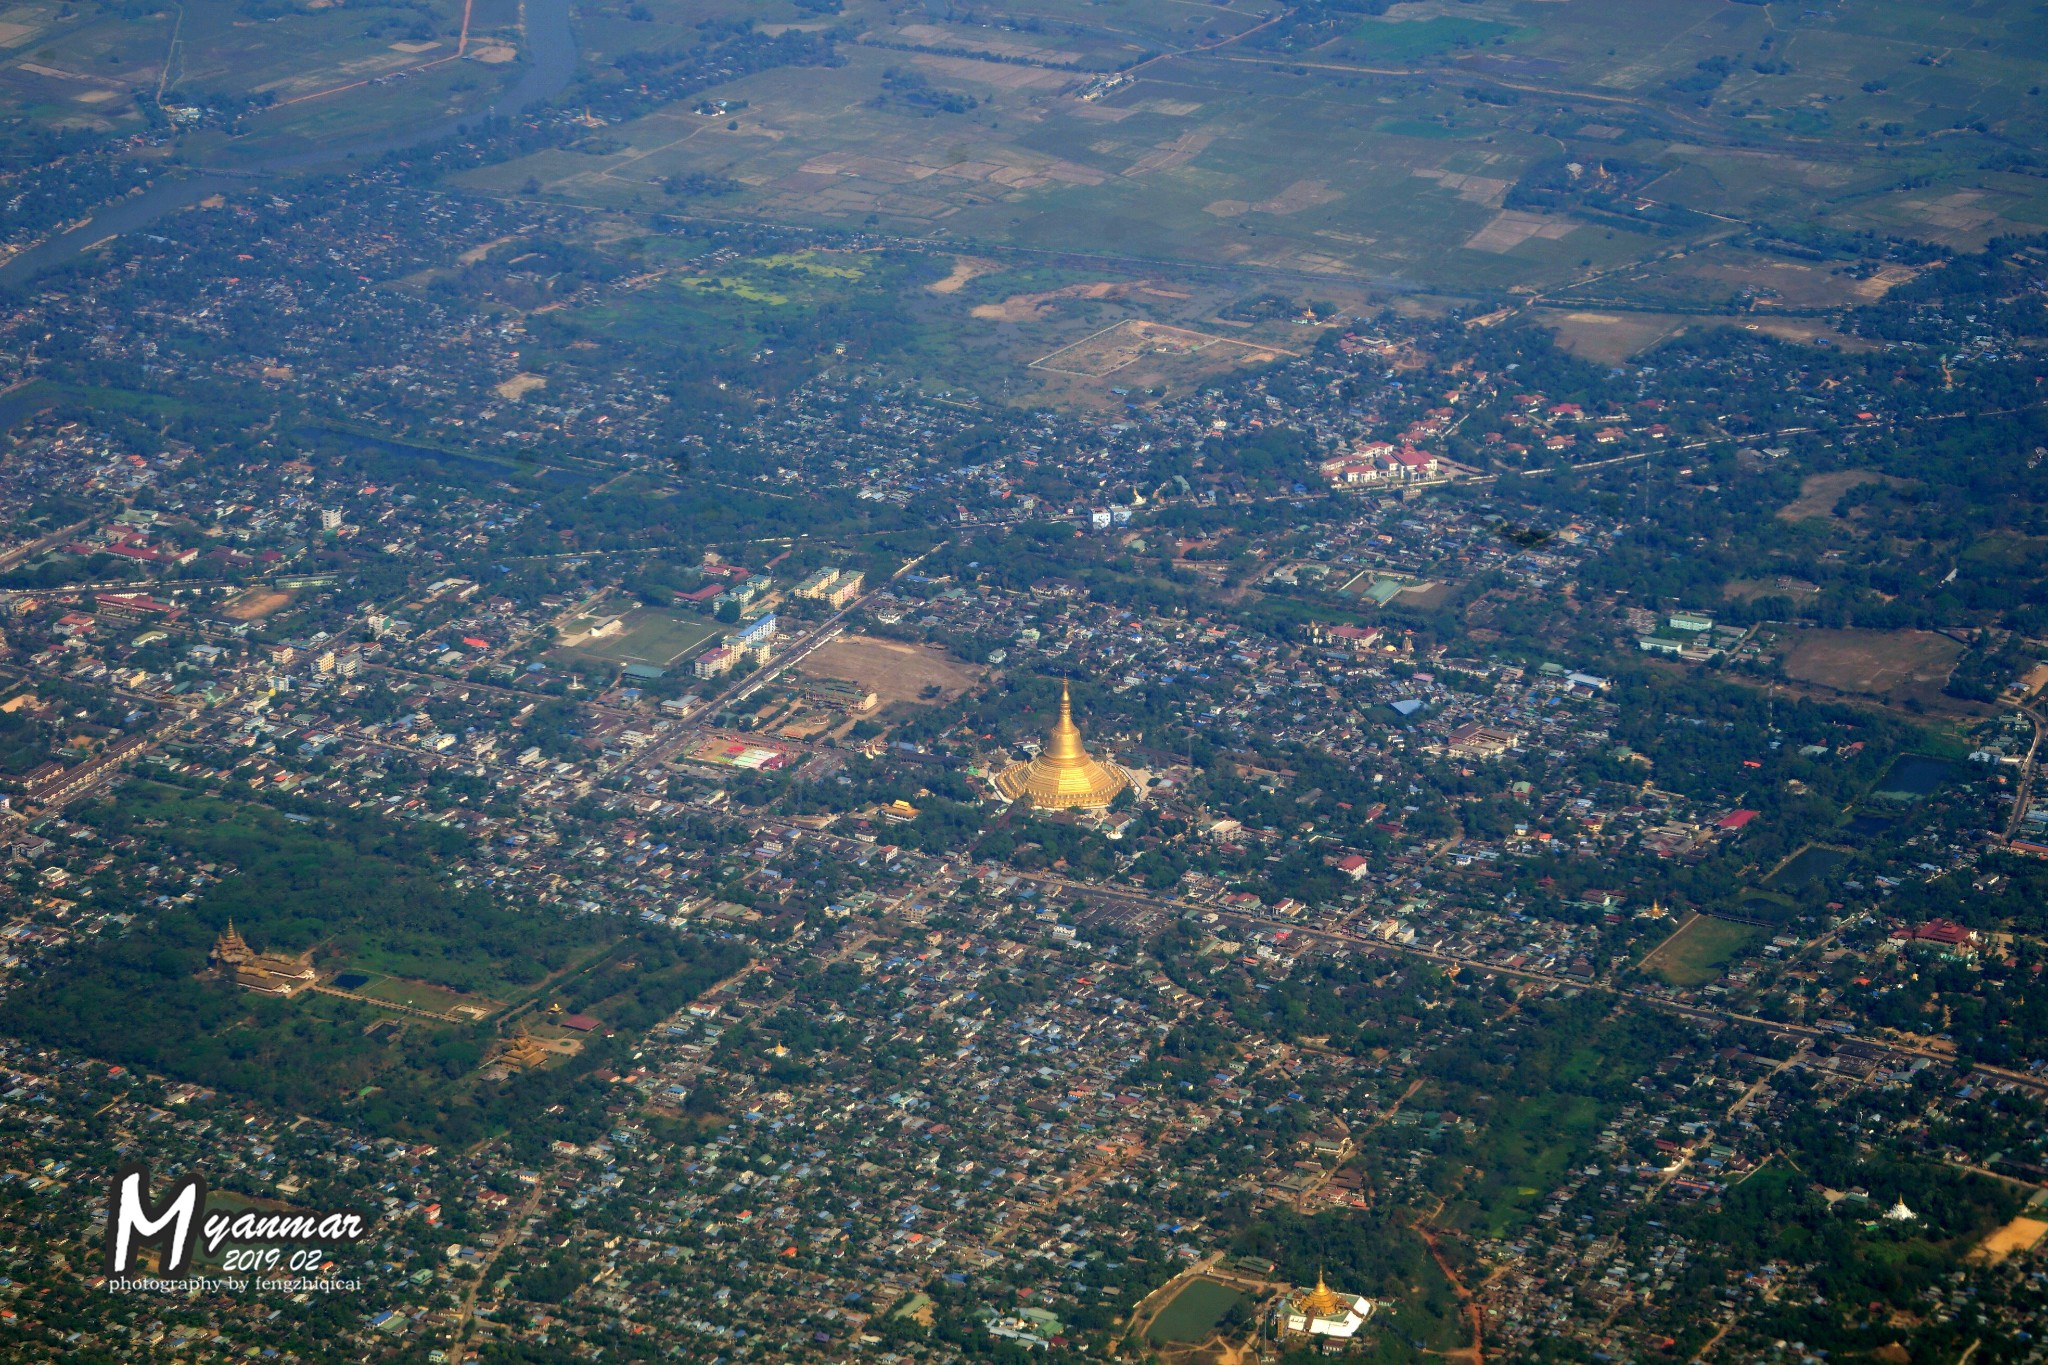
<box><xmin>1716</xmin><ymin>809</ymin><xmax>1759</xmax><ymax>832</ymax></box>
<box><xmin>1897</xmin><ymin>919</ymin><xmax>1978</xmax><ymax>956</ymax></box>
<box><xmin>95</xmin><ymin>593</ymin><xmax>182</xmax><ymax>623</ymax></box>
<box><xmin>1313</xmin><ymin>622</ymin><xmax>1383</xmax><ymax>655</ymax></box>
<box><xmin>1392</xmin><ymin>447</ymin><xmax>1440</xmax><ymax>477</ymax></box>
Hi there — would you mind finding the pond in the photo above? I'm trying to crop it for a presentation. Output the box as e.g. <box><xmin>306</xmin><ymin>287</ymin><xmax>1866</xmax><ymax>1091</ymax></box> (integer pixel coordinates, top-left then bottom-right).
<box><xmin>1872</xmin><ymin>755</ymin><xmax>1957</xmax><ymax>801</ymax></box>
<box><xmin>1146</xmin><ymin>1278</ymin><xmax>1247</xmax><ymax>1345</ymax></box>
<box><xmin>1768</xmin><ymin>845</ymin><xmax>1851</xmax><ymax>887</ymax></box>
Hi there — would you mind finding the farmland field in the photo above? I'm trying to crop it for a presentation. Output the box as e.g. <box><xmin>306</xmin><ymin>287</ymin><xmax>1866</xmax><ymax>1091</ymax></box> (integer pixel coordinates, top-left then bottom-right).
<box><xmin>0</xmin><ymin>0</ymin><xmax>524</xmax><ymax>155</ymax></box>
<box><xmin>453</xmin><ymin>0</ymin><xmax>2048</xmax><ymax>311</ymax></box>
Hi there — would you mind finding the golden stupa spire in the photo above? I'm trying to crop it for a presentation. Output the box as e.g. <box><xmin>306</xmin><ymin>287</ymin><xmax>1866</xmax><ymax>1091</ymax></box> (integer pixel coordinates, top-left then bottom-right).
<box><xmin>993</xmin><ymin>679</ymin><xmax>1130</xmax><ymax>810</ymax></box>
<box><xmin>1045</xmin><ymin>678</ymin><xmax>1085</xmax><ymax>763</ymax></box>
<box><xmin>212</xmin><ymin>918</ymin><xmax>252</xmax><ymax>966</ymax></box>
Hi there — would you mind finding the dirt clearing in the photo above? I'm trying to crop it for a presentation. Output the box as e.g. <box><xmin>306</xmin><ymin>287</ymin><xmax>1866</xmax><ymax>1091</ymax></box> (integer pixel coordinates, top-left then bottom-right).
<box><xmin>1779</xmin><ymin>628</ymin><xmax>1963</xmax><ymax>703</ymax></box>
<box><xmin>1974</xmin><ymin>1217</ymin><xmax>2048</xmax><ymax>1264</ymax></box>
<box><xmin>798</xmin><ymin>635</ymin><xmax>983</xmax><ymax>706</ymax></box>
<box><xmin>1777</xmin><ymin>469</ymin><xmax>1910</xmax><ymax>523</ymax></box>
<box><xmin>928</xmin><ymin>255</ymin><xmax>1003</xmax><ymax>294</ymax></box>
<box><xmin>494</xmin><ymin>373</ymin><xmax>548</xmax><ymax>401</ymax></box>
<box><xmin>1536</xmin><ymin>309</ymin><xmax>1689</xmax><ymax>364</ymax></box>
<box><xmin>223</xmin><ymin>588</ymin><xmax>292</xmax><ymax>621</ymax></box>
<box><xmin>972</xmin><ymin>280</ymin><xmax>1133</xmax><ymax>322</ymax></box>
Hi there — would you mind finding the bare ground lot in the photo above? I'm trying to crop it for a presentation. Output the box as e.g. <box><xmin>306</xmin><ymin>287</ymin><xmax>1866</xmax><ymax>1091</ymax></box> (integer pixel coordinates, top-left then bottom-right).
<box><xmin>493</xmin><ymin>373</ymin><xmax>547</xmax><ymax>400</ymax></box>
<box><xmin>927</xmin><ymin>255</ymin><xmax>1004</xmax><ymax>294</ymax></box>
<box><xmin>1394</xmin><ymin>580</ymin><xmax>1455</xmax><ymax>611</ymax></box>
<box><xmin>972</xmin><ymin>280</ymin><xmax>1161</xmax><ymax>323</ymax></box>
<box><xmin>1537</xmin><ymin>310</ymin><xmax>1867</xmax><ymax>365</ymax></box>
<box><xmin>1778</xmin><ymin>628</ymin><xmax>1964</xmax><ymax>704</ymax></box>
<box><xmin>1029</xmin><ymin>318</ymin><xmax>1287</xmax><ymax>379</ymax></box>
<box><xmin>797</xmin><ymin>635</ymin><xmax>984</xmax><ymax>705</ymax></box>
<box><xmin>1974</xmin><ymin>1217</ymin><xmax>2048</xmax><ymax>1265</ymax></box>
<box><xmin>1537</xmin><ymin>309</ymin><xmax>1691</xmax><ymax>364</ymax></box>
<box><xmin>222</xmin><ymin>588</ymin><xmax>293</xmax><ymax>621</ymax></box>
<box><xmin>1777</xmin><ymin>469</ymin><xmax>1912</xmax><ymax>523</ymax></box>
<box><xmin>1722</xmin><ymin>576</ymin><xmax>1820</xmax><ymax>604</ymax></box>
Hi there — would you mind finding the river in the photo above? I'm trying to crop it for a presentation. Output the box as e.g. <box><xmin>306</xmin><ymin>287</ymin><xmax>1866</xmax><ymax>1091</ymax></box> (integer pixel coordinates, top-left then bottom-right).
<box><xmin>0</xmin><ymin>0</ymin><xmax>578</xmax><ymax>287</ymax></box>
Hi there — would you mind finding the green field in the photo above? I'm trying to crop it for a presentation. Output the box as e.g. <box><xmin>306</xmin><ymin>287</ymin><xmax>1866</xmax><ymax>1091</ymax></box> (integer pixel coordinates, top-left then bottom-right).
<box><xmin>350</xmin><ymin>972</ymin><xmax>504</xmax><ymax>1018</ymax></box>
<box><xmin>1145</xmin><ymin>1278</ymin><xmax>1245</xmax><ymax>1345</ymax></box>
<box><xmin>1458</xmin><ymin>1091</ymin><xmax>1604</xmax><ymax>1235</ymax></box>
<box><xmin>555</xmin><ymin>608</ymin><xmax>722</xmax><ymax>670</ymax></box>
<box><xmin>1342</xmin><ymin>16</ymin><xmax>1524</xmax><ymax>59</ymax></box>
<box><xmin>1640</xmin><ymin>914</ymin><xmax>1761</xmax><ymax>988</ymax></box>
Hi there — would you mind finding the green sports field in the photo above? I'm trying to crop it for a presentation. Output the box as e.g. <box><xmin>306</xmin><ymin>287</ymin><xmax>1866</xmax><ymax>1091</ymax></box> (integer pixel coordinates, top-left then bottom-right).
<box><xmin>554</xmin><ymin>608</ymin><xmax>722</xmax><ymax>670</ymax></box>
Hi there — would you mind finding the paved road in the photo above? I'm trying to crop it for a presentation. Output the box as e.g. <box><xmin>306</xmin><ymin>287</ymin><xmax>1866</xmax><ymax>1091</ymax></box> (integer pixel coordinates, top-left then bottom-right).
<box><xmin>2002</xmin><ymin>702</ymin><xmax>2044</xmax><ymax>845</ymax></box>
<box><xmin>0</xmin><ymin>515</ymin><xmax>97</xmax><ymax>573</ymax></box>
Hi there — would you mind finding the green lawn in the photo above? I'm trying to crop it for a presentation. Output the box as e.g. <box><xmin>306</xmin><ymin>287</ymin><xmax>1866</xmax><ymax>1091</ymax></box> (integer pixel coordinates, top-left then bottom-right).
<box><xmin>1642</xmin><ymin>915</ymin><xmax>1761</xmax><ymax>988</ymax></box>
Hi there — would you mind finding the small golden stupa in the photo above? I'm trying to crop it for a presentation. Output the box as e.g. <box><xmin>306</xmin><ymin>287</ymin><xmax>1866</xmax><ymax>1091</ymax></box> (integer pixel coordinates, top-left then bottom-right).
<box><xmin>994</xmin><ymin>680</ymin><xmax>1129</xmax><ymax>810</ymax></box>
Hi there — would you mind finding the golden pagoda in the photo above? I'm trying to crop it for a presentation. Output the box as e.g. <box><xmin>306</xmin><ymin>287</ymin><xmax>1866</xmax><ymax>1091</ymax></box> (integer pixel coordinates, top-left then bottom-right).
<box><xmin>209</xmin><ymin>920</ymin><xmax>316</xmax><ymax>998</ymax></box>
<box><xmin>1295</xmin><ymin>1270</ymin><xmax>1343</xmax><ymax>1321</ymax></box>
<box><xmin>210</xmin><ymin>919</ymin><xmax>253</xmax><ymax>968</ymax></box>
<box><xmin>1280</xmin><ymin>1268</ymin><xmax>1373</xmax><ymax>1342</ymax></box>
<box><xmin>993</xmin><ymin>680</ymin><xmax>1129</xmax><ymax>810</ymax></box>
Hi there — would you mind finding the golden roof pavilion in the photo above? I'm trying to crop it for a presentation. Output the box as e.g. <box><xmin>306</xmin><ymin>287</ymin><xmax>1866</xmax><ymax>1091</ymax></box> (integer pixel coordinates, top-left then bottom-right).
<box><xmin>993</xmin><ymin>681</ymin><xmax>1129</xmax><ymax>811</ymax></box>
